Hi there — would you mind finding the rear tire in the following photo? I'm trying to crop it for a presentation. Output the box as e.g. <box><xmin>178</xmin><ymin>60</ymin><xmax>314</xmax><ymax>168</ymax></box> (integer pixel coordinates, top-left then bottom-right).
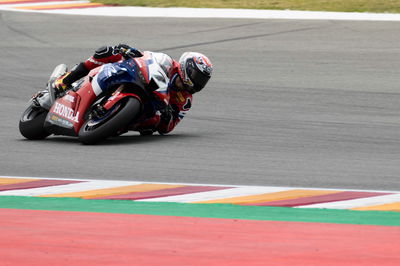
<box><xmin>78</xmin><ymin>97</ymin><xmax>141</xmax><ymax>145</ymax></box>
<box><xmin>19</xmin><ymin>104</ymin><xmax>50</xmax><ymax>140</ymax></box>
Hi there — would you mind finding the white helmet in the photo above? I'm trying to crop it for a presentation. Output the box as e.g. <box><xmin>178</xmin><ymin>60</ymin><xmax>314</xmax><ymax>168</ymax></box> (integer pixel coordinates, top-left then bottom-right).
<box><xmin>179</xmin><ymin>52</ymin><xmax>213</xmax><ymax>93</ymax></box>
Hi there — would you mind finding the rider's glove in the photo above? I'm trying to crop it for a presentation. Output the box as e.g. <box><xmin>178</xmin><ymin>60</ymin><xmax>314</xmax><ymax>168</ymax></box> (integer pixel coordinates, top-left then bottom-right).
<box><xmin>114</xmin><ymin>44</ymin><xmax>143</xmax><ymax>59</ymax></box>
<box><xmin>159</xmin><ymin>105</ymin><xmax>174</xmax><ymax>123</ymax></box>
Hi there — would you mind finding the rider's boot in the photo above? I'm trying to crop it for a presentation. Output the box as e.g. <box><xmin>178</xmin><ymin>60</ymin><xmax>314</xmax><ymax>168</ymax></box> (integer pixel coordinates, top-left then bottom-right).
<box><xmin>53</xmin><ymin>73</ymin><xmax>70</xmax><ymax>94</ymax></box>
<box><xmin>49</xmin><ymin>72</ymin><xmax>71</xmax><ymax>101</ymax></box>
<box><xmin>52</xmin><ymin>62</ymin><xmax>90</xmax><ymax>98</ymax></box>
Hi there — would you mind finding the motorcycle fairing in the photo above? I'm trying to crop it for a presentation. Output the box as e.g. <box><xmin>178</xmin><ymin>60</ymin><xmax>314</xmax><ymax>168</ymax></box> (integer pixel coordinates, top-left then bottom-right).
<box><xmin>37</xmin><ymin>53</ymin><xmax>172</xmax><ymax>139</ymax></box>
<box><xmin>44</xmin><ymin>90</ymin><xmax>81</xmax><ymax>136</ymax></box>
<box><xmin>44</xmin><ymin>76</ymin><xmax>98</xmax><ymax>136</ymax></box>
<box><xmin>103</xmin><ymin>90</ymin><xmax>142</xmax><ymax>111</ymax></box>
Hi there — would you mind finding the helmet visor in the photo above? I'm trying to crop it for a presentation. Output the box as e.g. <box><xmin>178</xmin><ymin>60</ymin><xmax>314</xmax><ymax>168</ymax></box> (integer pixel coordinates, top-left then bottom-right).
<box><xmin>187</xmin><ymin>66</ymin><xmax>211</xmax><ymax>93</ymax></box>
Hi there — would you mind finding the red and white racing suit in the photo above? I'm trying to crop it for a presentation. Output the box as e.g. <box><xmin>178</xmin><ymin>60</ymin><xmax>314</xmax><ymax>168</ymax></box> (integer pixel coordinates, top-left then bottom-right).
<box><xmin>81</xmin><ymin>47</ymin><xmax>193</xmax><ymax>134</ymax></box>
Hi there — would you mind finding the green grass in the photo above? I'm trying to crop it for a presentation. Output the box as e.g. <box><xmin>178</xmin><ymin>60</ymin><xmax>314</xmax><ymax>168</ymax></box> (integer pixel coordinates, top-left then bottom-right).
<box><xmin>93</xmin><ymin>0</ymin><xmax>400</xmax><ymax>13</ymax></box>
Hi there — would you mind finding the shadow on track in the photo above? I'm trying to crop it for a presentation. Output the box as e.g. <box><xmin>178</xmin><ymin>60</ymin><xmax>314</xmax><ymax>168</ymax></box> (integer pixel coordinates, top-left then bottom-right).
<box><xmin>17</xmin><ymin>133</ymin><xmax>200</xmax><ymax>146</ymax></box>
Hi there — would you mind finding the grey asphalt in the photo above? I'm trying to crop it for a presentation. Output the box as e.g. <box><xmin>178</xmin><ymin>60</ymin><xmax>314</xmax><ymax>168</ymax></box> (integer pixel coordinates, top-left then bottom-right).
<box><xmin>1</xmin><ymin>11</ymin><xmax>399</xmax><ymax>190</ymax></box>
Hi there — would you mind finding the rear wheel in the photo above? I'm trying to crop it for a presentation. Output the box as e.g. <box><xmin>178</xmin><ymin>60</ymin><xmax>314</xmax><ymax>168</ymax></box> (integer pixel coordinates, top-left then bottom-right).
<box><xmin>78</xmin><ymin>97</ymin><xmax>141</xmax><ymax>144</ymax></box>
<box><xmin>19</xmin><ymin>103</ymin><xmax>50</xmax><ymax>140</ymax></box>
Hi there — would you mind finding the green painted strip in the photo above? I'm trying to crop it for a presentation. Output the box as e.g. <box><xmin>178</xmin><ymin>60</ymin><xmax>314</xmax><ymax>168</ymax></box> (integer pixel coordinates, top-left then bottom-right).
<box><xmin>0</xmin><ymin>196</ymin><xmax>399</xmax><ymax>226</ymax></box>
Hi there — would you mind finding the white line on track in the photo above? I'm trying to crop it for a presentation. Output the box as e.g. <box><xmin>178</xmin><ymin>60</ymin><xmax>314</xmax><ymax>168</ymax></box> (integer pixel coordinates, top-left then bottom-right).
<box><xmin>1</xmin><ymin>3</ymin><xmax>400</xmax><ymax>22</ymax></box>
<box><xmin>0</xmin><ymin>1</ymin><xmax>89</xmax><ymax>7</ymax></box>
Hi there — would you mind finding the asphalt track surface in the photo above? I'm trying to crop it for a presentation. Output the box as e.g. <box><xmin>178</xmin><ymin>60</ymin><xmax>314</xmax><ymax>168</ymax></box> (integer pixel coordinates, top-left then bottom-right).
<box><xmin>1</xmin><ymin>11</ymin><xmax>400</xmax><ymax>190</ymax></box>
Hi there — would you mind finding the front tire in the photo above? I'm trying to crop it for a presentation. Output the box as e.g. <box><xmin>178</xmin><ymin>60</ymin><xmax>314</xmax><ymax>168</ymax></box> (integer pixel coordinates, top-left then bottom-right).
<box><xmin>78</xmin><ymin>97</ymin><xmax>141</xmax><ymax>145</ymax></box>
<box><xmin>19</xmin><ymin>104</ymin><xmax>50</xmax><ymax>140</ymax></box>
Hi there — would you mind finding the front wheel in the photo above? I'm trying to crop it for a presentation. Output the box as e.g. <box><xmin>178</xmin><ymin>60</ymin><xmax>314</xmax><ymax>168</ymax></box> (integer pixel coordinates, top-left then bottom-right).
<box><xmin>19</xmin><ymin>103</ymin><xmax>50</xmax><ymax>140</ymax></box>
<box><xmin>78</xmin><ymin>97</ymin><xmax>141</xmax><ymax>144</ymax></box>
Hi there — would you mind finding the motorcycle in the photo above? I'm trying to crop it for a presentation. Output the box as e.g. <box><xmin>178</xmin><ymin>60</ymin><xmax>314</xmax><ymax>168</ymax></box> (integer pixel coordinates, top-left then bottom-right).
<box><xmin>19</xmin><ymin>53</ymin><xmax>170</xmax><ymax>144</ymax></box>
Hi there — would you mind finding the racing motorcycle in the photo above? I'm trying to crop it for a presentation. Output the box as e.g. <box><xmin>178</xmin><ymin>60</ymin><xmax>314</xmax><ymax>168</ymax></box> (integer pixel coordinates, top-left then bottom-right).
<box><xmin>19</xmin><ymin>53</ymin><xmax>169</xmax><ymax>144</ymax></box>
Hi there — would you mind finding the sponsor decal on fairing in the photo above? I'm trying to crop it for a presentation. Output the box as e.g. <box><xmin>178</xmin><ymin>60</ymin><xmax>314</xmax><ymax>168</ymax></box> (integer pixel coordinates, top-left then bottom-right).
<box><xmin>53</xmin><ymin>102</ymin><xmax>79</xmax><ymax>123</ymax></box>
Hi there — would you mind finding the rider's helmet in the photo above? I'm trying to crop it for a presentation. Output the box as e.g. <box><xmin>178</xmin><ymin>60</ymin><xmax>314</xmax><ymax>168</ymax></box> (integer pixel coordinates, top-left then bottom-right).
<box><xmin>178</xmin><ymin>52</ymin><xmax>213</xmax><ymax>94</ymax></box>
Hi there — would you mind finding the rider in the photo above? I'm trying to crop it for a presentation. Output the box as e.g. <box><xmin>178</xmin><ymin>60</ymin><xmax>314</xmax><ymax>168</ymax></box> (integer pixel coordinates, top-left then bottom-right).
<box><xmin>53</xmin><ymin>44</ymin><xmax>213</xmax><ymax>135</ymax></box>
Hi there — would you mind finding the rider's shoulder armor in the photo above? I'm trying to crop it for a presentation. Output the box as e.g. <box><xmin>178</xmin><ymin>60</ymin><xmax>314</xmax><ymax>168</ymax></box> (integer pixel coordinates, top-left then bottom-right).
<box><xmin>146</xmin><ymin>51</ymin><xmax>174</xmax><ymax>77</ymax></box>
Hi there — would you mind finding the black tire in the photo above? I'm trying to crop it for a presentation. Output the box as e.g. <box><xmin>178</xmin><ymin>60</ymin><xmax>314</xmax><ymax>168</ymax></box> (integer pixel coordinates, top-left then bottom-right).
<box><xmin>78</xmin><ymin>97</ymin><xmax>141</xmax><ymax>145</ymax></box>
<box><xmin>19</xmin><ymin>104</ymin><xmax>50</xmax><ymax>140</ymax></box>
